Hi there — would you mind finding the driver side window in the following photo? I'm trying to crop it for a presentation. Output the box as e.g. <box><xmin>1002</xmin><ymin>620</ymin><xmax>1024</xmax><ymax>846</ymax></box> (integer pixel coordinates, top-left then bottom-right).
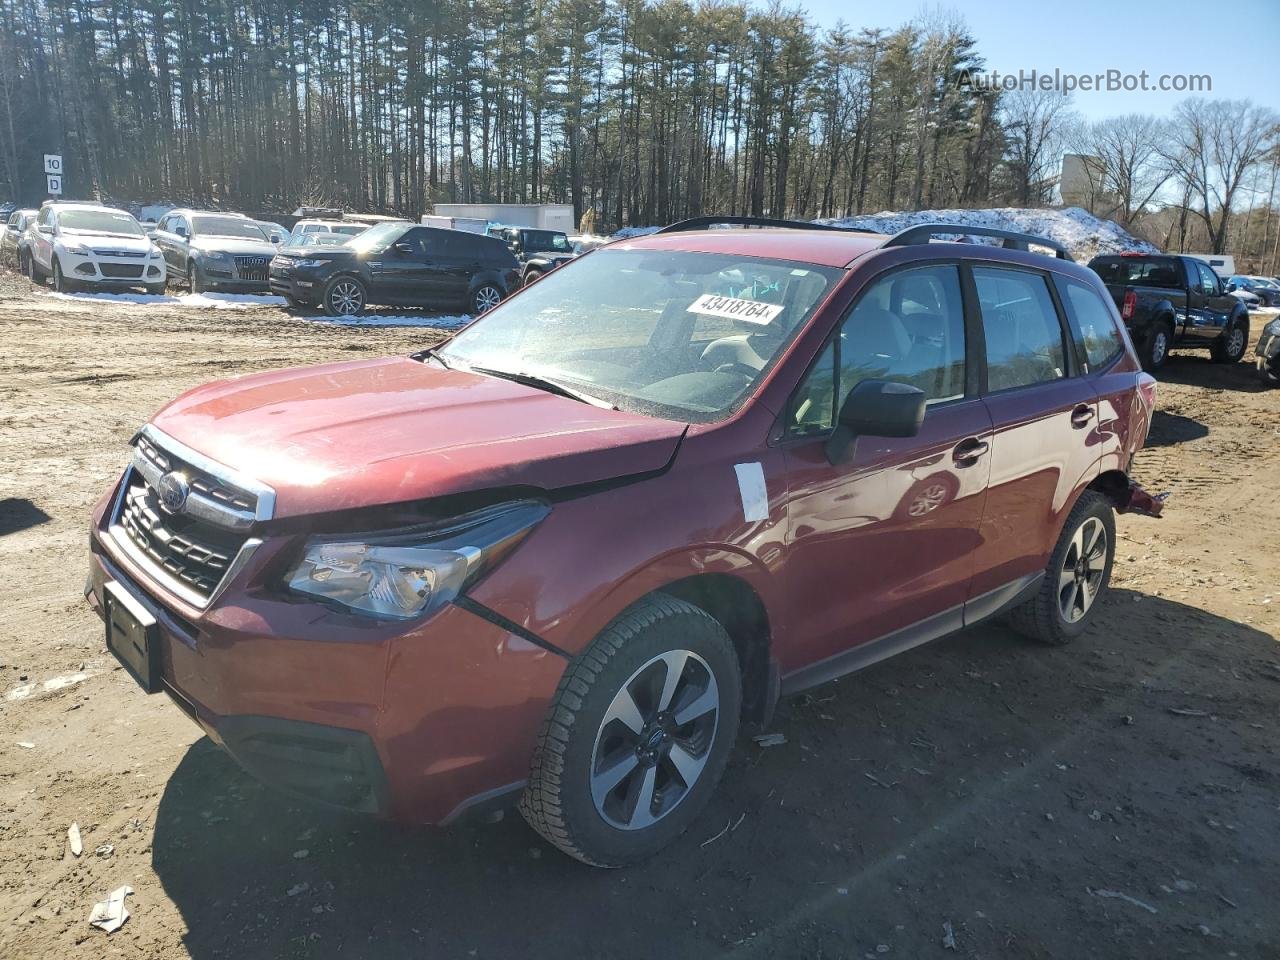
<box><xmin>1196</xmin><ymin>262</ymin><xmax>1219</xmax><ymax>295</ymax></box>
<box><xmin>788</xmin><ymin>265</ymin><xmax>967</xmax><ymax>436</ymax></box>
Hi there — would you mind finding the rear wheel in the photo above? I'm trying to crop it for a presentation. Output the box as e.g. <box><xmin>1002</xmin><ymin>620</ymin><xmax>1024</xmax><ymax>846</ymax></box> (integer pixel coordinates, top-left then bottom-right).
<box><xmin>1008</xmin><ymin>491</ymin><xmax>1115</xmax><ymax>646</ymax></box>
<box><xmin>27</xmin><ymin>251</ymin><xmax>46</xmax><ymax>285</ymax></box>
<box><xmin>1141</xmin><ymin>320</ymin><xmax>1173</xmax><ymax>372</ymax></box>
<box><xmin>322</xmin><ymin>276</ymin><xmax>366</xmax><ymax>316</ymax></box>
<box><xmin>471</xmin><ymin>284</ymin><xmax>502</xmax><ymax>314</ymax></box>
<box><xmin>521</xmin><ymin>595</ymin><xmax>741</xmax><ymax>867</ymax></box>
<box><xmin>1211</xmin><ymin>318</ymin><xmax>1248</xmax><ymax>363</ymax></box>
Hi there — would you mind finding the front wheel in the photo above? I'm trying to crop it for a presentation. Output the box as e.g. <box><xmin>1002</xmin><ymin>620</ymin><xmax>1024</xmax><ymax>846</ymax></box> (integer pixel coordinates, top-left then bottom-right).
<box><xmin>187</xmin><ymin>260</ymin><xmax>208</xmax><ymax>294</ymax></box>
<box><xmin>1211</xmin><ymin>318</ymin><xmax>1248</xmax><ymax>363</ymax></box>
<box><xmin>1007</xmin><ymin>490</ymin><xmax>1115</xmax><ymax>646</ymax></box>
<box><xmin>52</xmin><ymin>258</ymin><xmax>76</xmax><ymax>294</ymax></box>
<box><xmin>1141</xmin><ymin>320</ymin><xmax>1173</xmax><ymax>372</ymax></box>
<box><xmin>471</xmin><ymin>284</ymin><xmax>502</xmax><ymax>314</ymax></box>
<box><xmin>322</xmin><ymin>276</ymin><xmax>366</xmax><ymax>316</ymax></box>
<box><xmin>146</xmin><ymin>282</ymin><xmax>166</xmax><ymax>296</ymax></box>
<box><xmin>522</xmin><ymin>269</ymin><xmax>543</xmax><ymax>288</ymax></box>
<box><xmin>521</xmin><ymin>595</ymin><xmax>742</xmax><ymax>867</ymax></box>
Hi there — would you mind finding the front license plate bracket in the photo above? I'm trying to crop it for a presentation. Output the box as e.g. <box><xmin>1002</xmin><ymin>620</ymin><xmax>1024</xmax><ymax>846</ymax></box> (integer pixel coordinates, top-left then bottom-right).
<box><xmin>104</xmin><ymin>580</ymin><xmax>161</xmax><ymax>693</ymax></box>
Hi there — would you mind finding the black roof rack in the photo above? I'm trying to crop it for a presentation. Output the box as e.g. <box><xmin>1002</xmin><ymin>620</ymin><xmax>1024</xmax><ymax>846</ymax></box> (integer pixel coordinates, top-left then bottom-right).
<box><xmin>884</xmin><ymin>223</ymin><xmax>1073</xmax><ymax>261</ymax></box>
<box><xmin>655</xmin><ymin>215</ymin><xmax>850</xmax><ymax>234</ymax></box>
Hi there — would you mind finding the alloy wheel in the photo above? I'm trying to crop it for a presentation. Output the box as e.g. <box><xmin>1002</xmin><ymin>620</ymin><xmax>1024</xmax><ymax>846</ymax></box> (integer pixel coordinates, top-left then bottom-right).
<box><xmin>1057</xmin><ymin>516</ymin><xmax>1107</xmax><ymax>623</ymax></box>
<box><xmin>590</xmin><ymin>649</ymin><xmax>720</xmax><ymax>831</ymax></box>
<box><xmin>474</xmin><ymin>286</ymin><xmax>501</xmax><ymax>313</ymax></box>
<box><xmin>1226</xmin><ymin>327</ymin><xmax>1245</xmax><ymax>360</ymax></box>
<box><xmin>1151</xmin><ymin>330</ymin><xmax>1168</xmax><ymax>366</ymax></box>
<box><xmin>329</xmin><ymin>280</ymin><xmax>364</xmax><ymax>315</ymax></box>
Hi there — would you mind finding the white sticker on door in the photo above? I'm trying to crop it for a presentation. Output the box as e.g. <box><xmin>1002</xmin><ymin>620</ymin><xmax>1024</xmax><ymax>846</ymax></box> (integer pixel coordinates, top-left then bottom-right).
<box><xmin>687</xmin><ymin>294</ymin><xmax>784</xmax><ymax>325</ymax></box>
<box><xmin>734</xmin><ymin>462</ymin><xmax>769</xmax><ymax>523</ymax></box>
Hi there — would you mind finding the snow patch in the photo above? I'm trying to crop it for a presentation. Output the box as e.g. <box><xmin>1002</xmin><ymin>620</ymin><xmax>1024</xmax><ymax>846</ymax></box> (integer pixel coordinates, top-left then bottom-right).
<box><xmin>45</xmin><ymin>291</ymin><xmax>287</xmax><ymax>309</ymax></box>
<box><xmin>815</xmin><ymin>207</ymin><xmax>1157</xmax><ymax>261</ymax></box>
<box><xmin>611</xmin><ymin>226</ymin><xmax>662</xmax><ymax>239</ymax></box>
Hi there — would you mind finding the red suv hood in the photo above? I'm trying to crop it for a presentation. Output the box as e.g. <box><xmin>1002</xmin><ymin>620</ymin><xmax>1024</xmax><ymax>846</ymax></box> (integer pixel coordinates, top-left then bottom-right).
<box><xmin>148</xmin><ymin>356</ymin><xmax>685</xmax><ymax>519</ymax></box>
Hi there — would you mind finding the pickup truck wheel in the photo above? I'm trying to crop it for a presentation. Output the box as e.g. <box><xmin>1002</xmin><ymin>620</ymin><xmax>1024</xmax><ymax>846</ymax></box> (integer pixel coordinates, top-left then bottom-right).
<box><xmin>1007</xmin><ymin>491</ymin><xmax>1115</xmax><ymax>646</ymax></box>
<box><xmin>322</xmin><ymin>276</ymin><xmax>366</xmax><ymax>316</ymax></box>
<box><xmin>1142</xmin><ymin>321</ymin><xmax>1173</xmax><ymax>371</ymax></box>
<box><xmin>520</xmin><ymin>594</ymin><xmax>741</xmax><ymax>867</ymax></box>
<box><xmin>1211</xmin><ymin>319</ymin><xmax>1248</xmax><ymax>364</ymax></box>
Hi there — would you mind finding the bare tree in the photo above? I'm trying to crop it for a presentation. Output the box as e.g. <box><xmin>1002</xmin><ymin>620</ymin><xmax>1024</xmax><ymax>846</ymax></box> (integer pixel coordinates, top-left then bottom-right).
<box><xmin>1072</xmin><ymin>114</ymin><xmax>1172</xmax><ymax>228</ymax></box>
<box><xmin>1165</xmin><ymin>98</ymin><xmax>1280</xmax><ymax>254</ymax></box>
<box><xmin>1000</xmin><ymin>89</ymin><xmax>1075</xmax><ymax>206</ymax></box>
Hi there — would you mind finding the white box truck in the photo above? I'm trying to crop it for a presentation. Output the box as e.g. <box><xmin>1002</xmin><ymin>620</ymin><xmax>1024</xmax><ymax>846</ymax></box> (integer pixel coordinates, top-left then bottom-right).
<box><xmin>420</xmin><ymin>214</ymin><xmax>489</xmax><ymax>234</ymax></box>
<box><xmin>1185</xmin><ymin>253</ymin><xmax>1236</xmax><ymax>278</ymax></box>
<box><xmin>431</xmin><ymin>203</ymin><xmax>575</xmax><ymax>234</ymax></box>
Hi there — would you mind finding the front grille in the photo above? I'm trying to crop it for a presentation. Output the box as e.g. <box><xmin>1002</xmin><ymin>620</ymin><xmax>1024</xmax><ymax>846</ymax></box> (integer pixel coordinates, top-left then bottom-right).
<box><xmin>100</xmin><ymin>263</ymin><xmax>144</xmax><ymax>278</ymax></box>
<box><xmin>235</xmin><ymin>255</ymin><xmax>270</xmax><ymax>283</ymax></box>
<box><xmin>92</xmin><ymin>249</ymin><xmax>145</xmax><ymax>258</ymax></box>
<box><xmin>118</xmin><ymin>479</ymin><xmax>247</xmax><ymax>598</ymax></box>
<box><xmin>136</xmin><ymin>434</ymin><xmax>258</xmax><ymax>515</ymax></box>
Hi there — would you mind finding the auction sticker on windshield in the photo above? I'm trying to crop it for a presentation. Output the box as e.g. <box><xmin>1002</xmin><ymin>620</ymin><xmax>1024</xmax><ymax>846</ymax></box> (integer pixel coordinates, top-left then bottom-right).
<box><xmin>687</xmin><ymin>294</ymin><xmax>783</xmax><ymax>325</ymax></box>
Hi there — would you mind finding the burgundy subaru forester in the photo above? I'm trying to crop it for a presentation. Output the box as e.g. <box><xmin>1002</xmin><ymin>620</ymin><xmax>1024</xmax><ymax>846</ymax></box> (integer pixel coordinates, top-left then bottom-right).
<box><xmin>88</xmin><ymin>218</ymin><xmax>1161</xmax><ymax>866</ymax></box>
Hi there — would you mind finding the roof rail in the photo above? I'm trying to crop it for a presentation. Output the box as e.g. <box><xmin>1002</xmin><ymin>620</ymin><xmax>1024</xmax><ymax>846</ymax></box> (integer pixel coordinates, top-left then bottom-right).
<box><xmin>884</xmin><ymin>223</ymin><xmax>1073</xmax><ymax>261</ymax></box>
<box><xmin>656</xmin><ymin>215</ymin><xmax>849</xmax><ymax>235</ymax></box>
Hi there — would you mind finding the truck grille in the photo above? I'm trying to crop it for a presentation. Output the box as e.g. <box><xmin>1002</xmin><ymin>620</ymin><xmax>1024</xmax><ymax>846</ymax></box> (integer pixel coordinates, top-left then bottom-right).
<box><xmin>235</xmin><ymin>255</ymin><xmax>270</xmax><ymax>283</ymax></box>
<box><xmin>118</xmin><ymin>479</ymin><xmax>245</xmax><ymax>598</ymax></box>
<box><xmin>109</xmin><ymin>427</ymin><xmax>274</xmax><ymax>607</ymax></box>
<box><xmin>100</xmin><ymin>263</ymin><xmax>144</xmax><ymax>278</ymax></box>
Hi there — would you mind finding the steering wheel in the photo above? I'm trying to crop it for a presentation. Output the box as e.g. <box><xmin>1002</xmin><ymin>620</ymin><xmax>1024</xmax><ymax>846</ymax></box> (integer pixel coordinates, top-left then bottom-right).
<box><xmin>714</xmin><ymin>362</ymin><xmax>761</xmax><ymax>379</ymax></box>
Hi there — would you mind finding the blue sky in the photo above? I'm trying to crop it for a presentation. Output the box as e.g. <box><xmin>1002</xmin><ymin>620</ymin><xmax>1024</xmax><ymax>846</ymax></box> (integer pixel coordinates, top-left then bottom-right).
<box><xmin>798</xmin><ymin>0</ymin><xmax>1280</xmax><ymax>121</ymax></box>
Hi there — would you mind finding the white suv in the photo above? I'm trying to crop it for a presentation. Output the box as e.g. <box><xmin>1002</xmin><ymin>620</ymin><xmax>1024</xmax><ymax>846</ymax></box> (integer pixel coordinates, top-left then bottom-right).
<box><xmin>25</xmin><ymin>202</ymin><xmax>166</xmax><ymax>294</ymax></box>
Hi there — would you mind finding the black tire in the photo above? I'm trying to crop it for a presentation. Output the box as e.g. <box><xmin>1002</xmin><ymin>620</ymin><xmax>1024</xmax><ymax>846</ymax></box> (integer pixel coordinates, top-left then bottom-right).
<box><xmin>1008</xmin><ymin>490</ymin><xmax>1115</xmax><ymax>646</ymax></box>
<box><xmin>52</xmin><ymin>258</ymin><xmax>76</xmax><ymax>294</ymax></box>
<box><xmin>284</xmin><ymin>295</ymin><xmax>308</xmax><ymax>310</ymax></box>
<box><xmin>522</xmin><ymin>268</ymin><xmax>543</xmax><ymax>288</ymax></box>
<box><xmin>28</xmin><ymin>251</ymin><xmax>46</xmax><ymax>285</ymax></box>
<box><xmin>146</xmin><ymin>282</ymin><xmax>166</xmax><ymax>296</ymax></box>
<box><xmin>1141</xmin><ymin>319</ymin><xmax>1174</xmax><ymax>372</ymax></box>
<box><xmin>187</xmin><ymin>260</ymin><xmax>208</xmax><ymax>294</ymax></box>
<box><xmin>322</xmin><ymin>276</ymin><xmax>366</xmax><ymax>316</ymax></box>
<box><xmin>520</xmin><ymin>594</ymin><xmax>742</xmax><ymax>867</ymax></box>
<box><xmin>1211</xmin><ymin>317</ymin><xmax>1248</xmax><ymax>363</ymax></box>
<box><xmin>471</xmin><ymin>283</ymin><xmax>503</xmax><ymax>314</ymax></box>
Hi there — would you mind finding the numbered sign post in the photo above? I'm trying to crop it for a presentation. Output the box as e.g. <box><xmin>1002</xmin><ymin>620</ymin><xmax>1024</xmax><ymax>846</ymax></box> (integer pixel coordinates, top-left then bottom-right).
<box><xmin>46</xmin><ymin>174</ymin><xmax>63</xmax><ymax>196</ymax></box>
<box><xmin>44</xmin><ymin>154</ymin><xmax>63</xmax><ymax>175</ymax></box>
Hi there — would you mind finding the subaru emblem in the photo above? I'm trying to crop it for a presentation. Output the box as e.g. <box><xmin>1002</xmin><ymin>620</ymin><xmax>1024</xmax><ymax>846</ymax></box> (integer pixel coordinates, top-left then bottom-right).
<box><xmin>156</xmin><ymin>471</ymin><xmax>191</xmax><ymax>514</ymax></box>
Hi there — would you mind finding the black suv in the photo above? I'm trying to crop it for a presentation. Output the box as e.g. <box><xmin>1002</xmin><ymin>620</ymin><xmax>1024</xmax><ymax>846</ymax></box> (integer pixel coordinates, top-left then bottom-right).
<box><xmin>270</xmin><ymin>222</ymin><xmax>520</xmax><ymax>315</ymax></box>
<box><xmin>1087</xmin><ymin>253</ymin><xmax>1249</xmax><ymax>371</ymax></box>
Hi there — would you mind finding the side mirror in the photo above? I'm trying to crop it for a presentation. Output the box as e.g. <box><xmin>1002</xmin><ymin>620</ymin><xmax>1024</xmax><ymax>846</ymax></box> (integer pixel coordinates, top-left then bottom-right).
<box><xmin>825</xmin><ymin>379</ymin><xmax>926</xmax><ymax>465</ymax></box>
<box><xmin>37</xmin><ymin>224</ymin><xmax>53</xmax><ymax>235</ymax></box>
<box><xmin>392</xmin><ymin>241</ymin><xmax>416</xmax><ymax>256</ymax></box>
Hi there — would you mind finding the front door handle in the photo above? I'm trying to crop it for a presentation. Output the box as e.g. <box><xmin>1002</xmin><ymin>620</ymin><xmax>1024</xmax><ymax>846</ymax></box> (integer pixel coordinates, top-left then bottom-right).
<box><xmin>952</xmin><ymin>437</ymin><xmax>989</xmax><ymax>465</ymax></box>
<box><xmin>1071</xmin><ymin>404</ymin><xmax>1095</xmax><ymax>428</ymax></box>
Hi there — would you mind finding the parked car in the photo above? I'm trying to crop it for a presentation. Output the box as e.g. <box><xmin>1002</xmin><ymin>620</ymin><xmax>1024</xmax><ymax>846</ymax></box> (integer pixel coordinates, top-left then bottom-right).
<box><xmin>2</xmin><ymin>207</ymin><xmax>37</xmax><ymax>267</ymax></box>
<box><xmin>487</xmin><ymin>225</ymin><xmax>578</xmax><ymax>286</ymax></box>
<box><xmin>151</xmin><ymin>210</ymin><xmax>278</xmax><ymax>293</ymax></box>
<box><xmin>89</xmin><ymin>217</ymin><xmax>1163</xmax><ymax>865</ymax></box>
<box><xmin>280</xmin><ymin>232</ymin><xmax>349</xmax><ymax>250</ymax></box>
<box><xmin>291</xmin><ymin>218</ymin><xmax>368</xmax><ymax>240</ymax></box>
<box><xmin>269</xmin><ymin>221</ymin><xmax>519</xmax><ymax>314</ymax></box>
<box><xmin>1225</xmin><ymin>275</ymin><xmax>1280</xmax><ymax>307</ymax></box>
<box><xmin>1256</xmin><ymin>314</ymin><xmax>1280</xmax><ymax>386</ymax></box>
<box><xmin>1087</xmin><ymin>253</ymin><xmax>1250</xmax><ymax>370</ymax></box>
<box><xmin>24</xmin><ymin>201</ymin><xmax>165</xmax><ymax>294</ymax></box>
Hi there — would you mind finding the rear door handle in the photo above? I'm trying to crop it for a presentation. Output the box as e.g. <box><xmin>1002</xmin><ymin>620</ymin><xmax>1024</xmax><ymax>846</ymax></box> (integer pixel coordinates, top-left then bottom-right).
<box><xmin>952</xmin><ymin>437</ymin><xmax>989</xmax><ymax>464</ymax></box>
<box><xmin>1071</xmin><ymin>404</ymin><xmax>1095</xmax><ymax>428</ymax></box>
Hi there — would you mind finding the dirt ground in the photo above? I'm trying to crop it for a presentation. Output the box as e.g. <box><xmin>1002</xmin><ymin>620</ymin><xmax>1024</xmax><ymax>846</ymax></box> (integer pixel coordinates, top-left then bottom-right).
<box><xmin>0</xmin><ymin>265</ymin><xmax>1276</xmax><ymax>960</ymax></box>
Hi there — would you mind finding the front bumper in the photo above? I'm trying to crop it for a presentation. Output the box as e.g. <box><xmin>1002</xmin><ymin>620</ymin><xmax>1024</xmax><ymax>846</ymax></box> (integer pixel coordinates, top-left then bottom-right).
<box><xmin>61</xmin><ymin>250</ymin><xmax>165</xmax><ymax>286</ymax></box>
<box><xmin>268</xmin><ymin>271</ymin><xmax>318</xmax><ymax>301</ymax></box>
<box><xmin>87</xmin><ymin>487</ymin><xmax>566</xmax><ymax>824</ymax></box>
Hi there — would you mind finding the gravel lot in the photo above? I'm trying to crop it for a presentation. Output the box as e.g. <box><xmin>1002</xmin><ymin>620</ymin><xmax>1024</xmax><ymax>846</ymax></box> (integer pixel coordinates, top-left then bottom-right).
<box><xmin>1</xmin><ymin>266</ymin><xmax>1277</xmax><ymax>959</ymax></box>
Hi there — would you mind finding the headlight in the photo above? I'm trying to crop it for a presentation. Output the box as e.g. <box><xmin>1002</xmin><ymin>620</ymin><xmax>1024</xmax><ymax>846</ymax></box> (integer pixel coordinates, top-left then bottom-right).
<box><xmin>204</xmin><ymin>250</ymin><xmax>233</xmax><ymax>264</ymax></box>
<box><xmin>62</xmin><ymin>242</ymin><xmax>90</xmax><ymax>256</ymax></box>
<box><xmin>286</xmin><ymin>500</ymin><xmax>549</xmax><ymax>619</ymax></box>
<box><xmin>148</xmin><ymin>244</ymin><xmax>162</xmax><ymax>257</ymax></box>
<box><xmin>292</xmin><ymin>258</ymin><xmax>330</xmax><ymax>269</ymax></box>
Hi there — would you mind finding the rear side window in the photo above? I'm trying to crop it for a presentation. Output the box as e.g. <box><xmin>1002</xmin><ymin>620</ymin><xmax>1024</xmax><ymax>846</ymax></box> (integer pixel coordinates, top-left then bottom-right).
<box><xmin>973</xmin><ymin>267</ymin><xmax>1066</xmax><ymax>391</ymax></box>
<box><xmin>1090</xmin><ymin>257</ymin><xmax>1183</xmax><ymax>289</ymax></box>
<box><xmin>1060</xmin><ymin>278</ymin><xmax>1124</xmax><ymax>370</ymax></box>
<box><xmin>787</xmin><ymin>264</ymin><xmax>967</xmax><ymax>436</ymax></box>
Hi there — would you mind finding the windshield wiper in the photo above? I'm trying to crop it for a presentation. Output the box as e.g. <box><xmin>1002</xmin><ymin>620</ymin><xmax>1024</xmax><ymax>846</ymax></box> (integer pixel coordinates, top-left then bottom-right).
<box><xmin>468</xmin><ymin>366</ymin><xmax>615</xmax><ymax>409</ymax></box>
<box><xmin>416</xmin><ymin>347</ymin><xmax>451</xmax><ymax>369</ymax></box>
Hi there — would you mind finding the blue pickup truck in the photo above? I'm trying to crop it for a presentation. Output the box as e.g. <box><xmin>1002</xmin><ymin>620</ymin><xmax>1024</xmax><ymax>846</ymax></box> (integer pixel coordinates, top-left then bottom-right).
<box><xmin>1088</xmin><ymin>253</ymin><xmax>1250</xmax><ymax>372</ymax></box>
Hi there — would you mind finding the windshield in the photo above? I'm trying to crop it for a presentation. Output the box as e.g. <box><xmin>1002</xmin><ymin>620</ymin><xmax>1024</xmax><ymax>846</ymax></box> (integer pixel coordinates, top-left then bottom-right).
<box><xmin>192</xmin><ymin>216</ymin><xmax>268</xmax><ymax>241</ymax></box>
<box><xmin>439</xmin><ymin>248</ymin><xmax>842</xmax><ymax>422</ymax></box>
<box><xmin>523</xmin><ymin>230</ymin><xmax>572</xmax><ymax>254</ymax></box>
<box><xmin>345</xmin><ymin>222</ymin><xmax>404</xmax><ymax>253</ymax></box>
<box><xmin>331</xmin><ymin>224</ymin><xmax>367</xmax><ymax>236</ymax></box>
<box><xmin>59</xmin><ymin>210</ymin><xmax>143</xmax><ymax>237</ymax></box>
<box><xmin>1250</xmin><ymin>277</ymin><xmax>1277</xmax><ymax>288</ymax></box>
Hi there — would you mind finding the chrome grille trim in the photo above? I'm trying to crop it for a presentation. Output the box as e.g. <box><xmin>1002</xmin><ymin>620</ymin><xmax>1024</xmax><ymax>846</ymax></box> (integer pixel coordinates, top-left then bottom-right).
<box><xmin>137</xmin><ymin>424</ymin><xmax>275</xmax><ymax>523</ymax></box>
